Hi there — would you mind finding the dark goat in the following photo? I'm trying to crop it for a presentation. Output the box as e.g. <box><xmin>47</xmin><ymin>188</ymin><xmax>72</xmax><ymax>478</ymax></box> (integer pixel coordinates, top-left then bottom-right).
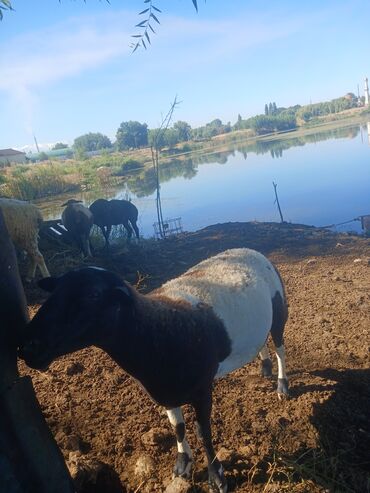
<box><xmin>19</xmin><ymin>249</ymin><xmax>289</xmax><ymax>493</ymax></box>
<box><xmin>89</xmin><ymin>198</ymin><xmax>139</xmax><ymax>247</ymax></box>
<box><xmin>62</xmin><ymin>199</ymin><xmax>93</xmax><ymax>257</ymax></box>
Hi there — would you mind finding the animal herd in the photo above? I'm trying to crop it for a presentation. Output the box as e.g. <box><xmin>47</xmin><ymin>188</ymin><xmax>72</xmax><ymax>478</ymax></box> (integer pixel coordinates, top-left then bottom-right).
<box><xmin>0</xmin><ymin>197</ymin><xmax>140</xmax><ymax>279</ymax></box>
<box><xmin>1</xmin><ymin>196</ymin><xmax>290</xmax><ymax>493</ymax></box>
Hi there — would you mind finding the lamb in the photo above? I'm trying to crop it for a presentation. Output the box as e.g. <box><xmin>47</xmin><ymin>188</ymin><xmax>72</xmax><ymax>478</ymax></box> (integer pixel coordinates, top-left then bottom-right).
<box><xmin>0</xmin><ymin>198</ymin><xmax>50</xmax><ymax>281</ymax></box>
<box><xmin>89</xmin><ymin>198</ymin><xmax>139</xmax><ymax>248</ymax></box>
<box><xmin>19</xmin><ymin>248</ymin><xmax>289</xmax><ymax>493</ymax></box>
<box><xmin>61</xmin><ymin>199</ymin><xmax>93</xmax><ymax>257</ymax></box>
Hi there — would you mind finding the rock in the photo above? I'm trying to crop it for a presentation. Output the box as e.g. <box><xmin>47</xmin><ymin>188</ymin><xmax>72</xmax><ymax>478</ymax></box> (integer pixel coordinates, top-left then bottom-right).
<box><xmin>306</xmin><ymin>259</ymin><xmax>317</xmax><ymax>265</ymax></box>
<box><xmin>164</xmin><ymin>477</ymin><xmax>192</xmax><ymax>493</ymax></box>
<box><xmin>65</xmin><ymin>434</ymin><xmax>82</xmax><ymax>452</ymax></box>
<box><xmin>66</xmin><ymin>362</ymin><xmax>84</xmax><ymax>376</ymax></box>
<box><xmin>216</xmin><ymin>447</ymin><xmax>236</xmax><ymax>464</ymax></box>
<box><xmin>238</xmin><ymin>444</ymin><xmax>255</xmax><ymax>457</ymax></box>
<box><xmin>134</xmin><ymin>455</ymin><xmax>156</xmax><ymax>480</ymax></box>
<box><xmin>141</xmin><ymin>427</ymin><xmax>173</xmax><ymax>449</ymax></box>
<box><xmin>67</xmin><ymin>456</ymin><xmax>125</xmax><ymax>493</ymax></box>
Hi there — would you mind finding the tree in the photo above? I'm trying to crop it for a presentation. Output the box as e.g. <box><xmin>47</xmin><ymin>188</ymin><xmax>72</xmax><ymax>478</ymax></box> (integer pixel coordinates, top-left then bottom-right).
<box><xmin>52</xmin><ymin>142</ymin><xmax>68</xmax><ymax>150</ymax></box>
<box><xmin>73</xmin><ymin>132</ymin><xmax>112</xmax><ymax>152</ymax></box>
<box><xmin>272</xmin><ymin>102</ymin><xmax>277</xmax><ymax>115</ymax></box>
<box><xmin>268</xmin><ymin>102</ymin><xmax>273</xmax><ymax>115</ymax></box>
<box><xmin>234</xmin><ymin>114</ymin><xmax>243</xmax><ymax>130</ymax></box>
<box><xmin>264</xmin><ymin>104</ymin><xmax>269</xmax><ymax>116</ymax></box>
<box><xmin>116</xmin><ymin>121</ymin><xmax>148</xmax><ymax>150</ymax></box>
<box><xmin>174</xmin><ymin>121</ymin><xmax>192</xmax><ymax>142</ymax></box>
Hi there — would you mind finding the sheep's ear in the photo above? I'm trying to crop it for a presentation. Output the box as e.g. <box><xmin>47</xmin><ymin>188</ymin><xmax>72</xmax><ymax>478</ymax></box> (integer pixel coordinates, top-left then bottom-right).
<box><xmin>111</xmin><ymin>284</ymin><xmax>132</xmax><ymax>305</ymax></box>
<box><xmin>38</xmin><ymin>276</ymin><xmax>59</xmax><ymax>292</ymax></box>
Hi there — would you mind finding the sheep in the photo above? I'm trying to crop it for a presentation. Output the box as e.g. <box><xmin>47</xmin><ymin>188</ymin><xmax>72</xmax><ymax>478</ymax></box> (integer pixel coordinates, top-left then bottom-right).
<box><xmin>0</xmin><ymin>198</ymin><xmax>50</xmax><ymax>281</ymax></box>
<box><xmin>61</xmin><ymin>199</ymin><xmax>93</xmax><ymax>257</ymax></box>
<box><xmin>19</xmin><ymin>248</ymin><xmax>289</xmax><ymax>493</ymax></box>
<box><xmin>89</xmin><ymin>198</ymin><xmax>139</xmax><ymax>248</ymax></box>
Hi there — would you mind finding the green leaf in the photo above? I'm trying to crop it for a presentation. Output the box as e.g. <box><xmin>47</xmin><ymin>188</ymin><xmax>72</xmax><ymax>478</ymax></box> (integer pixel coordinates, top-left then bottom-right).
<box><xmin>141</xmin><ymin>38</ymin><xmax>147</xmax><ymax>49</ymax></box>
<box><xmin>152</xmin><ymin>5</ymin><xmax>162</xmax><ymax>13</ymax></box>
<box><xmin>150</xmin><ymin>12</ymin><xmax>160</xmax><ymax>24</ymax></box>
<box><xmin>132</xmin><ymin>43</ymin><xmax>140</xmax><ymax>53</ymax></box>
<box><xmin>135</xmin><ymin>20</ymin><xmax>147</xmax><ymax>27</ymax></box>
<box><xmin>145</xmin><ymin>31</ymin><xmax>151</xmax><ymax>44</ymax></box>
<box><xmin>139</xmin><ymin>8</ymin><xmax>149</xmax><ymax>15</ymax></box>
<box><xmin>192</xmin><ymin>0</ymin><xmax>198</xmax><ymax>11</ymax></box>
<box><xmin>131</xmin><ymin>34</ymin><xmax>142</xmax><ymax>38</ymax></box>
<box><xmin>148</xmin><ymin>24</ymin><xmax>156</xmax><ymax>34</ymax></box>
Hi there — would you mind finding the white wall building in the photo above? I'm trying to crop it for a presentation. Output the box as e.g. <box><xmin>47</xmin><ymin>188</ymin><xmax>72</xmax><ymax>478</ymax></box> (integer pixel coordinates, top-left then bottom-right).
<box><xmin>0</xmin><ymin>148</ymin><xmax>27</xmax><ymax>165</ymax></box>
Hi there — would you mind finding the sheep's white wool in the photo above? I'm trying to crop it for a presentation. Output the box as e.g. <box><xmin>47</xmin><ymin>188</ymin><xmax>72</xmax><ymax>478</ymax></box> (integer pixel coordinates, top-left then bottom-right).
<box><xmin>0</xmin><ymin>198</ymin><xmax>50</xmax><ymax>279</ymax></box>
<box><xmin>159</xmin><ymin>248</ymin><xmax>284</xmax><ymax>378</ymax></box>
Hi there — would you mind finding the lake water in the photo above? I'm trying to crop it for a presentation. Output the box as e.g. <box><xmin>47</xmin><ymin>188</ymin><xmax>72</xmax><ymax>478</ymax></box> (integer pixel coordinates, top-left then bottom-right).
<box><xmin>40</xmin><ymin>123</ymin><xmax>370</xmax><ymax>237</ymax></box>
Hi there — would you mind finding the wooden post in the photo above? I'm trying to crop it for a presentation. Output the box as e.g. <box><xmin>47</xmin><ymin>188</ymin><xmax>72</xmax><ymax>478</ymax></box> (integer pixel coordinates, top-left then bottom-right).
<box><xmin>272</xmin><ymin>181</ymin><xmax>285</xmax><ymax>223</ymax></box>
<box><xmin>0</xmin><ymin>209</ymin><xmax>74</xmax><ymax>493</ymax></box>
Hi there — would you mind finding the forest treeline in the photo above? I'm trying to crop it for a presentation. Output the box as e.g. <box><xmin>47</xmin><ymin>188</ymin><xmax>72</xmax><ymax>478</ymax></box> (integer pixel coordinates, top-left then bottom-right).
<box><xmin>40</xmin><ymin>92</ymin><xmax>366</xmax><ymax>158</ymax></box>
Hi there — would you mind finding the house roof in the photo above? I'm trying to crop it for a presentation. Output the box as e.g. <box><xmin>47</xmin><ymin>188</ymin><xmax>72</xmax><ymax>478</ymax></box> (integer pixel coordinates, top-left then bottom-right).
<box><xmin>0</xmin><ymin>148</ymin><xmax>26</xmax><ymax>157</ymax></box>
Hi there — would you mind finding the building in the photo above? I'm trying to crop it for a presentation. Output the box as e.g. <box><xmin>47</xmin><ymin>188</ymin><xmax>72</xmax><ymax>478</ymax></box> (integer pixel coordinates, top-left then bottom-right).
<box><xmin>0</xmin><ymin>148</ymin><xmax>27</xmax><ymax>165</ymax></box>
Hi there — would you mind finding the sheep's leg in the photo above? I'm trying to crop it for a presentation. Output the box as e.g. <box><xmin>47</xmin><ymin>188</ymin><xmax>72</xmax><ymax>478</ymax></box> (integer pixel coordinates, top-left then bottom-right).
<box><xmin>26</xmin><ymin>244</ymin><xmax>50</xmax><ymax>280</ymax></box>
<box><xmin>26</xmin><ymin>257</ymin><xmax>37</xmax><ymax>281</ymax></box>
<box><xmin>101</xmin><ymin>226</ymin><xmax>110</xmax><ymax>249</ymax></box>
<box><xmin>275</xmin><ymin>345</ymin><xmax>289</xmax><ymax>397</ymax></box>
<box><xmin>166</xmin><ymin>408</ymin><xmax>193</xmax><ymax>478</ymax></box>
<box><xmin>270</xmin><ymin>291</ymin><xmax>289</xmax><ymax>397</ymax></box>
<box><xmin>122</xmin><ymin>219</ymin><xmax>133</xmax><ymax>240</ymax></box>
<box><xmin>259</xmin><ymin>343</ymin><xmax>273</xmax><ymax>378</ymax></box>
<box><xmin>192</xmin><ymin>391</ymin><xmax>227</xmax><ymax>493</ymax></box>
<box><xmin>81</xmin><ymin>235</ymin><xmax>92</xmax><ymax>258</ymax></box>
<box><xmin>130</xmin><ymin>220</ymin><xmax>140</xmax><ymax>240</ymax></box>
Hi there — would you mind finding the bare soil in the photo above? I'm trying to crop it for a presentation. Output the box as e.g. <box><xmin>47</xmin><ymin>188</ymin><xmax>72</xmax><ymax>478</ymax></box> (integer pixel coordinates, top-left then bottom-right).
<box><xmin>20</xmin><ymin>222</ymin><xmax>370</xmax><ymax>493</ymax></box>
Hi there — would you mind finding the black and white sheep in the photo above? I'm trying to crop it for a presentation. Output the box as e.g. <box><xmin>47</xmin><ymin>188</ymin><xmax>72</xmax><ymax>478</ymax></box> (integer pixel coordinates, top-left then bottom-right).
<box><xmin>61</xmin><ymin>199</ymin><xmax>93</xmax><ymax>257</ymax></box>
<box><xmin>89</xmin><ymin>198</ymin><xmax>139</xmax><ymax>247</ymax></box>
<box><xmin>0</xmin><ymin>198</ymin><xmax>50</xmax><ymax>281</ymax></box>
<box><xmin>19</xmin><ymin>248</ymin><xmax>289</xmax><ymax>493</ymax></box>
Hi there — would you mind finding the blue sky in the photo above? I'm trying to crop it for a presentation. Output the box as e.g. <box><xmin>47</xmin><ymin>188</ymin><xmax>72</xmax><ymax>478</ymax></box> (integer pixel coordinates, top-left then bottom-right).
<box><xmin>1</xmin><ymin>0</ymin><xmax>370</xmax><ymax>150</ymax></box>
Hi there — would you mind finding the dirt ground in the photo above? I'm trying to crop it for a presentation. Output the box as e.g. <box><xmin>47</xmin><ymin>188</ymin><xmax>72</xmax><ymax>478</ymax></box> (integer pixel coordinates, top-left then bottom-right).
<box><xmin>19</xmin><ymin>222</ymin><xmax>370</xmax><ymax>493</ymax></box>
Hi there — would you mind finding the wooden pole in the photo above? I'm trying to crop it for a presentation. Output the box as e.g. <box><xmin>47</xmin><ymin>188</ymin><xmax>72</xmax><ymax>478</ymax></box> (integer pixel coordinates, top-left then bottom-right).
<box><xmin>272</xmin><ymin>181</ymin><xmax>285</xmax><ymax>223</ymax></box>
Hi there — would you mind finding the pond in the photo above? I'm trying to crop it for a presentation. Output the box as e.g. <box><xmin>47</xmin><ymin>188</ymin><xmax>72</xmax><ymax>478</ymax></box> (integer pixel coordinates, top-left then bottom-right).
<box><xmin>38</xmin><ymin>123</ymin><xmax>370</xmax><ymax>237</ymax></box>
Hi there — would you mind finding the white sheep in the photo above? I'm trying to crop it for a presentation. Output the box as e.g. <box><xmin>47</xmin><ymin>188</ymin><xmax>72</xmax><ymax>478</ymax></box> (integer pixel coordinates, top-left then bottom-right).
<box><xmin>20</xmin><ymin>248</ymin><xmax>288</xmax><ymax>493</ymax></box>
<box><xmin>0</xmin><ymin>198</ymin><xmax>50</xmax><ymax>281</ymax></box>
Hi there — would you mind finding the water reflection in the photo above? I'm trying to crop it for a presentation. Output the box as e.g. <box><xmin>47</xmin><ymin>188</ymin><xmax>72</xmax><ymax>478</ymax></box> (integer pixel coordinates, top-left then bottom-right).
<box><xmin>123</xmin><ymin>124</ymin><xmax>361</xmax><ymax>197</ymax></box>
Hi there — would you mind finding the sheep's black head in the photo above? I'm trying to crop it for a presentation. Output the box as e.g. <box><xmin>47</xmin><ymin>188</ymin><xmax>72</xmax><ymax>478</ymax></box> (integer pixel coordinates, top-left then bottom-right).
<box><xmin>18</xmin><ymin>267</ymin><xmax>133</xmax><ymax>370</ymax></box>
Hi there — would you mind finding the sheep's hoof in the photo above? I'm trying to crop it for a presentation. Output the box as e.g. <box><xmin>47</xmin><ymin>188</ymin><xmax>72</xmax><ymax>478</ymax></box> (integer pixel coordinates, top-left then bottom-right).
<box><xmin>277</xmin><ymin>378</ymin><xmax>289</xmax><ymax>399</ymax></box>
<box><xmin>208</xmin><ymin>466</ymin><xmax>227</xmax><ymax>493</ymax></box>
<box><xmin>261</xmin><ymin>358</ymin><xmax>273</xmax><ymax>378</ymax></box>
<box><xmin>173</xmin><ymin>452</ymin><xmax>192</xmax><ymax>479</ymax></box>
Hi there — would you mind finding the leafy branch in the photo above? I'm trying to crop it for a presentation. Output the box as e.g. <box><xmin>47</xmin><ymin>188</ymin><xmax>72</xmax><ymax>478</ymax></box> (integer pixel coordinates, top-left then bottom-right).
<box><xmin>130</xmin><ymin>0</ymin><xmax>162</xmax><ymax>53</ymax></box>
<box><xmin>131</xmin><ymin>0</ymin><xmax>199</xmax><ymax>52</ymax></box>
<box><xmin>0</xmin><ymin>0</ymin><xmax>13</xmax><ymax>20</ymax></box>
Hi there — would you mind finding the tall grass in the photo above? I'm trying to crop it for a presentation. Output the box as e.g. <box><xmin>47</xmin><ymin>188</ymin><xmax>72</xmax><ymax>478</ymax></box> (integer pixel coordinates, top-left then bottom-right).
<box><xmin>0</xmin><ymin>153</ymin><xmax>150</xmax><ymax>201</ymax></box>
<box><xmin>3</xmin><ymin>164</ymin><xmax>79</xmax><ymax>200</ymax></box>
